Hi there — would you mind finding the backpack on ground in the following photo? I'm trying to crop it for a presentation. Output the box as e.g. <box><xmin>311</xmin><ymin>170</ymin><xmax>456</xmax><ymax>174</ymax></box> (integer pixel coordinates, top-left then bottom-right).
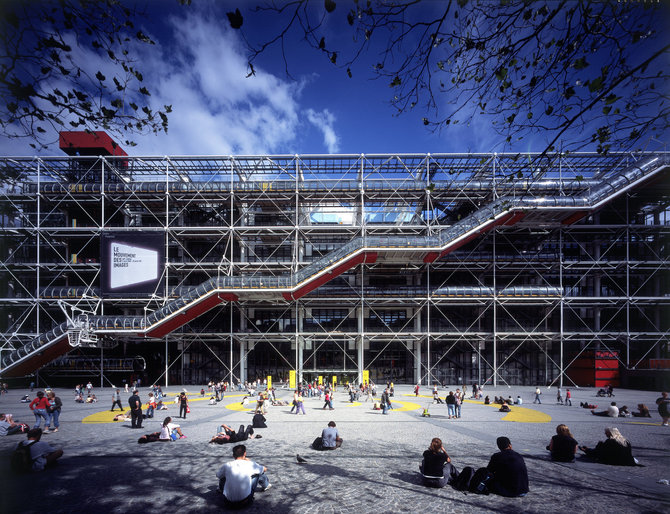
<box><xmin>468</xmin><ymin>467</ymin><xmax>494</xmax><ymax>494</ymax></box>
<box><xmin>10</xmin><ymin>441</ymin><xmax>35</xmax><ymax>474</ymax></box>
<box><xmin>451</xmin><ymin>466</ymin><xmax>475</xmax><ymax>491</ymax></box>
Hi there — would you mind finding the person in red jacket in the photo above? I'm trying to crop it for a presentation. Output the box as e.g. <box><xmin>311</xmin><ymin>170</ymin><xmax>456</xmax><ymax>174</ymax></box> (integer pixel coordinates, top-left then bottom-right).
<box><xmin>29</xmin><ymin>391</ymin><xmax>50</xmax><ymax>429</ymax></box>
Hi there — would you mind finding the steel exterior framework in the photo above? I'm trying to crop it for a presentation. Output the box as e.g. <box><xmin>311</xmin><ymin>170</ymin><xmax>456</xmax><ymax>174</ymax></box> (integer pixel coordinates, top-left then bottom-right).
<box><xmin>0</xmin><ymin>152</ymin><xmax>668</xmax><ymax>387</ymax></box>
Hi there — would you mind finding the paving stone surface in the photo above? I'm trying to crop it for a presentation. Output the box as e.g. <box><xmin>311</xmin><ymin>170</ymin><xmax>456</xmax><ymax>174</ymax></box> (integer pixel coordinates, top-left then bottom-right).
<box><xmin>0</xmin><ymin>384</ymin><xmax>668</xmax><ymax>513</ymax></box>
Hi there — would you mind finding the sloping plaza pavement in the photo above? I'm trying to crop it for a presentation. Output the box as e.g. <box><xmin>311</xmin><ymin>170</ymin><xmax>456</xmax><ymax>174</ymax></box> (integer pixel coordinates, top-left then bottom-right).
<box><xmin>0</xmin><ymin>384</ymin><xmax>668</xmax><ymax>513</ymax></box>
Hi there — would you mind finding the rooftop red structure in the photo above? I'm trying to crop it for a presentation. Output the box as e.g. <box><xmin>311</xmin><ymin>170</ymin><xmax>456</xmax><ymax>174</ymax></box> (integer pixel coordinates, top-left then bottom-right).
<box><xmin>59</xmin><ymin>131</ymin><xmax>127</xmax><ymax>157</ymax></box>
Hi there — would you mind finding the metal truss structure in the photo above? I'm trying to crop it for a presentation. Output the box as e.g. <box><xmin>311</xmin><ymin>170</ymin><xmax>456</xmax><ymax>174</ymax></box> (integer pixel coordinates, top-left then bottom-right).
<box><xmin>0</xmin><ymin>150</ymin><xmax>668</xmax><ymax>387</ymax></box>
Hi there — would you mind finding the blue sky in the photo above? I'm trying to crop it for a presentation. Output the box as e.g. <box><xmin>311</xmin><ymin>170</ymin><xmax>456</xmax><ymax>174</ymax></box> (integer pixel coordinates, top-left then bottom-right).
<box><xmin>1</xmin><ymin>0</ymin><xmax>668</xmax><ymax>157</ymax></box>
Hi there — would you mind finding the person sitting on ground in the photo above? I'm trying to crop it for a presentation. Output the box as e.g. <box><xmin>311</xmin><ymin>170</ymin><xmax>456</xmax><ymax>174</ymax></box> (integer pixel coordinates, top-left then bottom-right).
<box><xmin>515</xmin><ymin>395</ymin><xmax>523</xmax><ymax>405</ymax></box>
<box><xmin>210</xmin><ymin>424</ymin><xmax>259</xmax><ymax>444</ymax></box>
<box><xmin>17</xmin><ymin>428</ymin><xmax>63</xmax><ymax>472</ymax></box>
<box><xmin>498</xmin><ymin>403</ymin><xmax>511</xmax><ymax>412</ymax></box>
<box><xmin>579</xmin><ymin>427</ymin><xmax>636</xmax><ymax>465</ymax></box>
<box><xmin>592</xmin><ymin>401</ymin><xmax>619</xmax><ymax>417</ymax></box>
<box><xmin>618</xmin><ymin>405</ymin><xmax>632</xmax><ymax>417</ymax></box>
<box><xmin>209</xmin><ymin>396</ymin><xmax>217</xmax><ymax>405</ymax></box>
<box><xmin>419</xmin><ymin>437</ymin><xmax>457</xmax><ymax>488</ymax></box>
<box><xmin>159</xmin><ymin>417</ymin><xmax>186</xmax><ymax>440</ymax></box>
<box><xmin>547</xmin><ymin>424</ymin><xmax>578</xmax><ymax>462</ymax></box>
<box><xmin>486</xmin><ymin>436</ymin><xmax>529</xmax><ymax>497</ymax></box>
<box><xmin>312</xmin><ymin>421</ymin><xmax>342</xmax><ymax>451</ymax></box>
<box><xmin>580</xmin><ymin>401</ymin><xmax>598</xmax><ymax>409</ymax></box>
<box><xmin>632</xmin><ymin>404</ymin><xmax>651</xmax><ymax>418</ymax></box>
<box><xmin>484</xmin><ymin>395</ymin><xmax>490</xmax><ymax>405</ymax></box>
<box><xmin>0</xmin><ymin>413</ymin><xmax>25</xmax><ymax>436</ymax></box>
<box><xmin>433</xmin><ymin>390</ymin><xmax>444</xmax><ymax>404</ymax></box>
<box><xmin>252</xmin><ymin>412</ymin><xmax>267</xmax><ymax>428</ymax></box>
<box><xmin>216</xmin><ymin>444</ymin><xmax>271</xmax><ymax>508</ymax></box>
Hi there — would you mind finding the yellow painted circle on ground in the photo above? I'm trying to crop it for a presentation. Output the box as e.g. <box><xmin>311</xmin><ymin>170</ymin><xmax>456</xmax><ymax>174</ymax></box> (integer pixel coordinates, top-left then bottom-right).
<box><xmin>469</xmin><ymin>399</ymin><xmax>552</xmax><ymax>423</ymax></box>
<box><xmin>387</xmin><ymin>399</ymin><xmax>421</xmax><ymax>412</ymax></box>
<box><xmin>414</xmin><ymin>398</ymin><xmax>551</xmax><ymax>423</ymax></box>
<box><xmin>226</xmin><ymin>402</ymin><xmax>254</xmax><ymax>412</ymax></box>
<box><xmin>345</xmin><ymin>402</ymin><xmax>362</xmax><ymax>407</ymax></box>
<box><xmin>82</xmin><ymin>394</ymin><xmax>248</xmax><ymax>423</ymax></box>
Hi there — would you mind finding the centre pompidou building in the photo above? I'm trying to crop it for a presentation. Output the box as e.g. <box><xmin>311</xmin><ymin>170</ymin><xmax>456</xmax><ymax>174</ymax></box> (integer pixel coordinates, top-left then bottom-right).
<box><xmin>0</xmin><ymin>131</ymin><xmax>668</xmax><ymax>389</ymax></box>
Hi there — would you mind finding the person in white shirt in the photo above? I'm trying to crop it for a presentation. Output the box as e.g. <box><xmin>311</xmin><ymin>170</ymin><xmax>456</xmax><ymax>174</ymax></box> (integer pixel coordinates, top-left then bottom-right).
<box><xmin>216</xmin><ymin>444</ymin><xmax>270</xmax><ymax>507</ymax></box>
<box><xmin>158</xmin><ymin>417</ymin><xmax>185</xmax><ymax>440</ymax></box>
<box><xmin>592</xmin><ymin>401</ymin><xmax>619</xmax><ymax>417</ymax></box>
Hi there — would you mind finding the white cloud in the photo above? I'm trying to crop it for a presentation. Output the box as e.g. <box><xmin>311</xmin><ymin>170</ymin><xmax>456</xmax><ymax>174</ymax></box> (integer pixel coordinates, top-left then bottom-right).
<box><xmin>130</xmin><ymin>10</ymin><xmax>304</xmax><ymax>155</ymax></box>
<box><xmin>305</xmin><ymin>108</ymin><xmax>340</xmax><ymax>153</ymax></box>
<box><xmin>0</xmin><ymin>8</ymin><xmax>316</xmax><ymax>157</ymax></box>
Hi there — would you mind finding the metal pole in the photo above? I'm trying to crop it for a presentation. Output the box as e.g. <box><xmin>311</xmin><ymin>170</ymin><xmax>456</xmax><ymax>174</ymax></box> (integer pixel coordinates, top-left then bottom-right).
<box><xmin>428</xmin><ymin>264</ymin><xmax>433</xmax><ymax>385</ymax></box>
<box><xmin>165</xmin><ymin>336</ymin><xmax>169</xmax><ymax>387</ymax></box>
<box><xmin>559</xmin><ymin>227</ymin><xmax>564</xmax><ymax>388</ymax></box>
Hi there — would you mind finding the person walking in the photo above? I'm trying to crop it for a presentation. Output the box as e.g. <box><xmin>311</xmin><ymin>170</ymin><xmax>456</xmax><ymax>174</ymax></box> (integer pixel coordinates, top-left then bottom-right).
<box><xmin>533</xmin><ymin>387</ymin><xmax>542</xmax><ymax>404</ymax></box>
<box><xmin>381</xmin><ymin>388</ymin><xmax>392</xmax><ymax>415</ymax></box>
<box><xmin>565</xmin><ymin>389</ymin><xmax>572</xmax><ymax>406</ymax></box>
<box><xmin>295</xmin><ymin>392</ymin><xmax>306</xmax><ymax>415</ymax></box>
<box><xmin>656</xmin><ymin>391</ymin><xmax>669</xmax><ymax>426</ymax></box>
<box><xmin>29</xmin><ymin>391</ymin><xmax>50</xmax><ymax>429</ymax></box>
<box><xmin>178</xmin><ymin>392</ymin><xmax>189</xmax><ymax>419</ymax></box>
<box><xmin>556</xmin><ymin>387</ymin><xmax>564</xmax><ymax>405</ymax></box>
<box><xmin>111</xmin><ymin>389</ymin><xmax>123</xmax><ymax>411</ymax></box>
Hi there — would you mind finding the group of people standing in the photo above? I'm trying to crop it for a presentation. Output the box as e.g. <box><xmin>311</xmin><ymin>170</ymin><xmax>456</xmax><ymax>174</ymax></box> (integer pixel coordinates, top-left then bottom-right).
<box><xmin>29</xmin><ymin>390</ymin><xmax>62</xmax><ymax>432</ymax></box>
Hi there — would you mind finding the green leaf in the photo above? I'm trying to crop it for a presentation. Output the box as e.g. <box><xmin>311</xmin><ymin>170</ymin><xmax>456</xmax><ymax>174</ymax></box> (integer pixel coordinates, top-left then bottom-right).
<box><xmin>527</xmin><ymin>111</ymin><xmax>533</xmax><ymax>119</ymax></box>
<box><xmin>95</xmin><ymin>71</ymin><xmax>106</xmax><ymax>82</ymax></box>
<box><xmin>506</xmin><ymin>113</ymin><xmax>516</xmax><ymax>123</ymax></box>
<box><xmin>564</xmin><ymin>86</ymin><xmax>575</xmax><ymax>99</ymax></box>
<box><xmin>111</xmin><ymin>99</ymin><xmax>123</xmax><ymax>109</ymax></box>
<box><xmin>422</xmin><ymin>118</ymin><xmax>429</xmax><ymax>125</ymax></box>
<box><xmin>330</xmin><ymin>52</ymin><xmax>337</xmax><ymax>64</ymax></box>
<box><xmin>136</xmin><ymin>31</ymin><xmax>156</xmax><ymax>44</ymax></box>
<box><xmin>545</xmin><ymin>105</ymin><xmax>553</xmax><ymax>115</ymax></box>
<box><xmin>602</xmin><ymin>106</ymin><xmax>611</xmax><ymax>115</ymax></box>
<box><xmin>139</xmin><ymin>86</ymin><xmax>150</xmax><ymax>96</ymax></box>
<box><xmin>347</xmin><ymin>67</ymin><xmax>352</xmax><ymax>78</ymax></box>
<box><xmin>495</xmin><ymin>67</ymin><xmax>508</xmax><ymax>81</ymax></box>
<box><xmin>129</xmin><ymin>102</ymin><xmax>138</xmax><ymax>110</ymax></box>
<box><xmin>390</xmin><ymin>76</ymin><xmax>401</xmax><ymax>87</ymax></box>
<box><xmin>319</xmin><ymin>37</ymin><xmax>326</xmax><ymax>50</ymax></box>
<box><xmin>325</xmin><ymin>0</ymin><xmax>336</xmax><ymax>13</ymax></box>
<box><xmin>588</xmin><ymin>76</ymin><xmax>604</xmax><ymax>93</ymax></box>
<box><xmin>573</xmin><ymin>57</ymin><xmax>589</xmax><ymax>70</ymax></box>
<box><xmin>604</xmin><ymin>94</ymin><xmax>618</xmax><ymax>105</ymax></box>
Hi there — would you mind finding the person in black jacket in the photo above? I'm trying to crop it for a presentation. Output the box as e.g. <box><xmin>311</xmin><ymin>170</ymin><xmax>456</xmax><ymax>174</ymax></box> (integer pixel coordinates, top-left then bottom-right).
<box><xmin>486</xmin><ymin>436</ymin><xmax>529</xmax><ymax>497</ymax></box>
<box><xmin>128</xmin><ymin>390</ymin><xmax>142</xmax><ymax>429</ymax></box>
<box><xmin>419</xmin><ymin>437</ymin><xmax>456</xmax><ymax>488</ymax></box>
<box><xmin>547</xmin><ymin>424</ymin><xmax>578</xmax><ymax>462</ymax></box>
<box><xmin>579</xmin><ymin>427</ymin><xmax>636</xmax><ymax>466</ymax></box>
